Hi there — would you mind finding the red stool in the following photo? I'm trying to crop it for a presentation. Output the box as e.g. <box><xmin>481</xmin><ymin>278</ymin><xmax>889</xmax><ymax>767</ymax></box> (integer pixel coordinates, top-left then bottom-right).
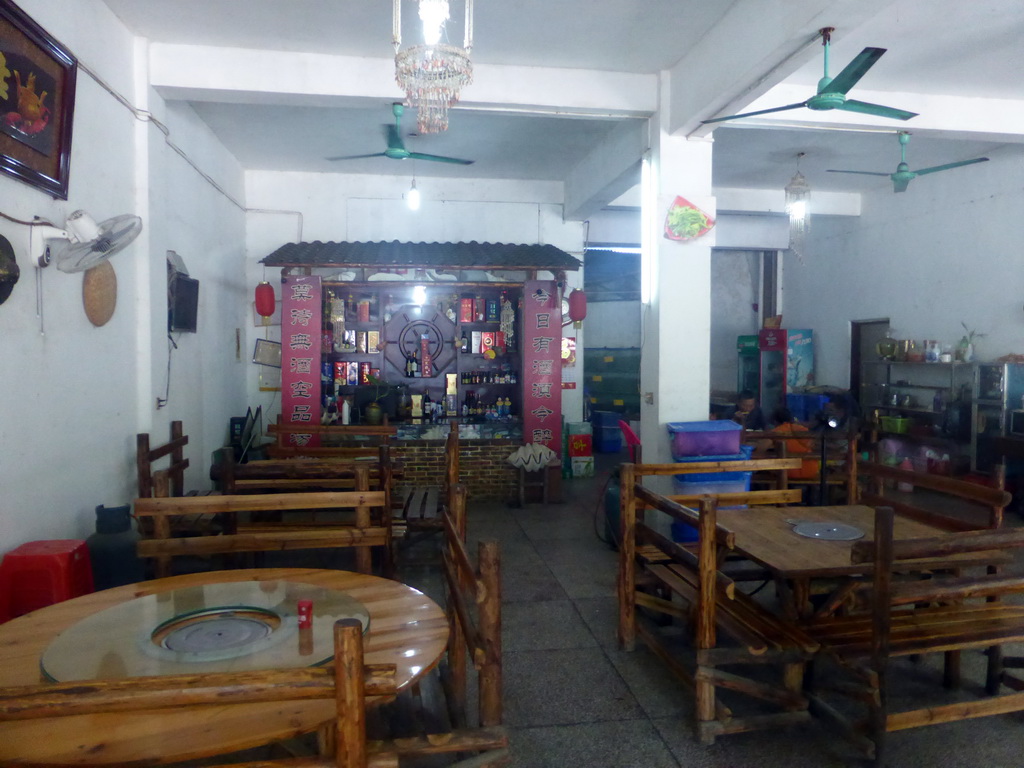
<box><xmin>0</xmin><ymin>540</ymin><xmax>94</xmax><ymax>621</ymax></box>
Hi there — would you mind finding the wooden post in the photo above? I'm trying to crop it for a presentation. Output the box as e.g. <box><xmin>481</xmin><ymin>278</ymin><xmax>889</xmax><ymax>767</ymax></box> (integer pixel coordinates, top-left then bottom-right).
<box><xmin>993</xmin><ymin>463</ymin><xmax>1007</xmax><ymax>529</ymax></box>
<box><xmin>170</xmin><ymin>421</ymin><xmax>186</xmax><ymax>498</ymax></box>
<box><xmin>869</xmin><ymin>507</ymin><xmax>895</xmax><ymax>767</ymax></box>
<box><xmin>477</xmin><ymin>539</ymin><xmax>502</xmax><ymax>728</ymax></box>
<box><xmin>152</xmin><ymin>471</ymin><xmax>172</xmax><ymax>578</ymax></box>
<box><xmin>618</xmin><ymin>463</ymin><xmax>637</xmax><ymax>651</ymax></box>
<box><xmin>354</xmin><ymin>465</ymin><xmax>372</xmax><ymax>574</ymax></box>
<box><xmin>333</xmin><ymin>618</ymin><xmax>367</xmax><ymax>768</ymax></box>
<box><xmin>695</xmin><ymin>495</ymin><xmax>719</xmax><ymax>743</ymax></box>
<box><xmin>378</xmin><ymin>446</ymin><xmax>394</xmax><ymax>578</ymax></box>
<box><xmin>447</xmin><ymin>485</ymin><xmax>467</xmax><ymax>716</ymax></box>
<box><xmin>136</xmin><ymin>433</ymin><xmax>152</xmax><ymax>498</ymax></box>
<box><xmin>847</xmin><ymin>435</ymin><xmax>859</xmax><ymax>504</ymax></box>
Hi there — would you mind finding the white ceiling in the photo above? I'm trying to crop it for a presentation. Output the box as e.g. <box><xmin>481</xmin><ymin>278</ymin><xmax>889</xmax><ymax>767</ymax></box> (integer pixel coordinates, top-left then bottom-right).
<box><xmin>102</xmin><ymin>0</ymin><xmax>1024</xmax><ymax>196</ymax></box>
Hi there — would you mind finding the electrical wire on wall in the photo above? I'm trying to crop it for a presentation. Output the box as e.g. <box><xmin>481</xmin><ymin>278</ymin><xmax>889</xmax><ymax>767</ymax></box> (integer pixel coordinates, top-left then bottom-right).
<box><xmin>75</xmin><ymin>60</ymin><xmax>305</xmax><ymax>240</ymax></box>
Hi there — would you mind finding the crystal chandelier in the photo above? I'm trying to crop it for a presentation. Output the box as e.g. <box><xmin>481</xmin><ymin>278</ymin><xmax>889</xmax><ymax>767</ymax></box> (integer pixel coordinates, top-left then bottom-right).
<box><xmin>785</xmin><ymin>153</ymin><xmax>811</xmax><ymax>260</ymax></box>
<box><xmin>393</xmin><ymin>0</ymin><xmax>474</xmax><ymax>134</ymax></box>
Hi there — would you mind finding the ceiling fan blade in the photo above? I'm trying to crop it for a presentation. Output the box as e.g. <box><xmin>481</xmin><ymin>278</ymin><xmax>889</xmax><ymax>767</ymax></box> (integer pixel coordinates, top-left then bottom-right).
<box><xmin>701</xmin><ymin>102</ymin><xmax>808</xmax><ymax>125</ymax></box>
<box><xmin>406</xmin><ymin>152</ymin><xmax>475</xmax><ymax>165</ymax></box>
<box><xmin>914</xmin><ymin>157</ymin><xmax>989</xmax><ymax>176</ymax></box>
<box><xmin>826</xmin><ymin>169</ymin><xmax>891</xmax><ymax>177</ymax></box>
<box><xmin>893</xmin><ymin>177</ymin><xmax>911</xmax><ymax>193</ymax></box>
<box><xmin>820</xmin><ymin>47</ymin><xmax>886</xmax><ymax>95</ymax></box>
<box><xmin>326</xmin><ymin>152</ymin><xmax>387</xmax><ymax>162</ymax></box>
<box><xmin>837</xmin><ymin>99</ymin><xmax>918</xmax><ymax>121</ymax></box>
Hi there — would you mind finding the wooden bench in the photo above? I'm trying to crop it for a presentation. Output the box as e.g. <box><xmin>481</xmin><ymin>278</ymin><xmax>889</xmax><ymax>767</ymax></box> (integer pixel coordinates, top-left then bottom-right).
<box><xmin>135</xmin><ymin>473</ymin><xmax>390</xmax><ymax>578</ymax></box>
<box><xmin>369</xmin><ymin>484</ymin><xmax>508</xmax><ymax>766</ymax></box>
<box><xmin>617</xmin><ymin>460</ymin><xmax>819</xmax><ymax>744</ymax></box>
<box><xmin>802</xmin><ymin>506</ymin><xmax>1024</xmax><ymax>765</ymax></box>
<box><xmin>0</xmin><ymin>619</ymin><xmax>399</xmax><ymax>768</ymax></box>
<box><xmin>856</xmin><ymin>459</ymin><xmax>1010</xmax><ymax>531</ymax></box>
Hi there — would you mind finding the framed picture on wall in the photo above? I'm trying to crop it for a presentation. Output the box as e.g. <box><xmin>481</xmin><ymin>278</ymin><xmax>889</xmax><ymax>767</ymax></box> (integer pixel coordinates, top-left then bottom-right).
<box><xmin>0</xmin><ymin>0</ymin><xmax>77</xmax><ymax>198</ymax></box>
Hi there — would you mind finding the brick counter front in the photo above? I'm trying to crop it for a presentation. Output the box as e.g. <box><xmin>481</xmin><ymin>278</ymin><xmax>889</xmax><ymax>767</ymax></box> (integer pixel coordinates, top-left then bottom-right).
<box><xmin>398</xmin><ymin>439</ymin><xmax>518</xmax><ymax>503</ymax></box>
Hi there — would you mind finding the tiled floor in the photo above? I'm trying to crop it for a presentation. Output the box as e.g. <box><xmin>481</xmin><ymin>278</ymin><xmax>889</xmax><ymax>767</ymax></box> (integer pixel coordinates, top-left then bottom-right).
<box><xmin>442</xmin><ymin>452</ymin><xmax>1024</xmax><ymax>768</ymax></box>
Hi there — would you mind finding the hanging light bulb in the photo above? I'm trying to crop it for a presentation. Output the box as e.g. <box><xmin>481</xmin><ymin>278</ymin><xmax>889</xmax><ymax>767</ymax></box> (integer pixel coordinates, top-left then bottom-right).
<box><xmin>419</xmin><ymin>0</ymin><xmax>449</xmax><ymax>45</ymax></box>
<box><xmin>785</xmin><ymin>152</ymin><xmax>811</xmax><ymax>261</ymax></box>
<box><xmin>407</xmin><ymin>179</ymin><xmax>421</xmax><ymax>211</ymax></box>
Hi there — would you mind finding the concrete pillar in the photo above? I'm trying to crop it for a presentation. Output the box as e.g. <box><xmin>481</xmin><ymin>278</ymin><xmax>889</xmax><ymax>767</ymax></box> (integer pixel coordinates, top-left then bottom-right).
<box><xmin>640</xmin><ymin>84</ymin><xmax>716</xmax><ymax>464</ymax></box>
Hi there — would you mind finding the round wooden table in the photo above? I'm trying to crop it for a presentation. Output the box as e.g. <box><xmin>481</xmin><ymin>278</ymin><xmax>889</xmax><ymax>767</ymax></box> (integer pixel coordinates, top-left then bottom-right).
<box><xmin>0</xmin><ymin>568</ymin><xmax>449</xmax><ymax>765</ymax></box>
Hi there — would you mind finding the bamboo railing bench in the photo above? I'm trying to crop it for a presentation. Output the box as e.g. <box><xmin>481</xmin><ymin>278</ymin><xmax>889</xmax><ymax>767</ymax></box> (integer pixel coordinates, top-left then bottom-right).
<box><xmin>617</xmin><ymin>459</ymin><xmax>820</xmax><ymax>745</ymax></box>
<box><xmin>369</xmin><ymin>484</ymin><xmax>508</xmax><ymax>767</ymax></box>
<box><xmin>136</xmin><ymin>473</ymin><xmax>390</xmax><ymax>578</ymax></box>
<box><xmin>802</xmin><ymin>506</ymin><xmax>1024</xmax><ymax>766</ymax></box>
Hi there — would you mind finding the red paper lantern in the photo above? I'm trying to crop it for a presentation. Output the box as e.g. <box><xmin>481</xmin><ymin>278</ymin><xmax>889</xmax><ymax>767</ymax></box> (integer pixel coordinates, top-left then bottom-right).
<box><xmin>255</xmin><ymin>282</ymin><xmax>275</xmax><ymax>318</ymax></box>
<box><xmin>568</xmin><ymin>288</ymin><xmax>587</xmax><ymax>326</ymax></box>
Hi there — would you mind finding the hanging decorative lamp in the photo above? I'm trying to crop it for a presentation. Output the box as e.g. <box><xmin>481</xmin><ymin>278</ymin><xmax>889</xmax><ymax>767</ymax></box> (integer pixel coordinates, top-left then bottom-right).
<box><xmin>785</xmin><ymin>152</ymin><xmax>811</xmax><ymax>260</ymax></box>
<box><xmin>567</xmin><ymin>289</ymin><xmax>587</xmax><ymax>328</ymax></box>
<box><xmin>393</xmin><ymin>0</ymin><xmax>474</xmax><ymax>134</ymax></box>
<box><xmin>255</xmin><ymin>282</ymin><xmax>275</xmax><ymax>325</ymax></box>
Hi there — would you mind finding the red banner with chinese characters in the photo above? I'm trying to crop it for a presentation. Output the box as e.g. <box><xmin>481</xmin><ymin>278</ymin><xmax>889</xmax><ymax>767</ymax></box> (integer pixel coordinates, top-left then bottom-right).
<box><xmin>522</xmin><ymin>280</ymin><xmax>562</xmax><ymax>455</ymax></box>
<box><xmin>281</xmin><ymin>275</ymin><xmax>322</xmax><ymax>447</ymax></box>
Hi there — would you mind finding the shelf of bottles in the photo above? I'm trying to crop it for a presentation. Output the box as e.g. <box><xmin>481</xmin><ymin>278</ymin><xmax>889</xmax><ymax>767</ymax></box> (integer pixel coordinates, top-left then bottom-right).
<box><xmin>317</xmin><ymin>282</ymin><xmax>523</xmax><ymax>426</ymax></box>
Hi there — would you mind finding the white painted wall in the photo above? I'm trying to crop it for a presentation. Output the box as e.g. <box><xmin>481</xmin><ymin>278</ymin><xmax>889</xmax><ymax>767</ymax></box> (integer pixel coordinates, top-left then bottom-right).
<box><xmin>0</xmin><ymin>1</ymin><xmax>246</xmax><ymax>553</ymax></box>
<box><xmin>781</xmin><ymin>144</ymin><xmax>1024</xmax><ymax>389</ymax></box>
<box><xmin>243</xmin><ymin>171</ymin><xmax>586</xmax><ymax>422</ymax></box>
<box><xmin>710</xmin><ymin>250</ymin><xmax>760</xmax><ymax>392</ymax></box>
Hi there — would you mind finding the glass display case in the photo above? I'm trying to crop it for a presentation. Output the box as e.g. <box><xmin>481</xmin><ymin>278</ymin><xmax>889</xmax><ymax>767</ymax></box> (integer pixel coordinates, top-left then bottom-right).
<box><xmin>972</xmin><ymin>362</ymin><xmax>1024</xmax><ymax>472</ymax></box>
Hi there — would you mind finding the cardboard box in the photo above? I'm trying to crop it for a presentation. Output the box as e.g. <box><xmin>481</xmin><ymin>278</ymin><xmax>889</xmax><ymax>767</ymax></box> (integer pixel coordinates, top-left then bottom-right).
<box><xmin>481</xmin><ymin>332</ymin><xmax>495</xmax><ymax>352</ymax></box>
<box><xmin>471</xmin><ymin>331</ymin><xmax>482</xmax><ymax>354</ymax></box>
<box><xmin>571</xmin><ymin>456</ymin><xmax>595</xmax><ymax>478</ymax></box>
<box><xmin>347</xmin><ymin>362</ymin><xmax>359</xmax><ymax>386</ymax></box>
<box><xmin>568</xmin><ymin>434</ymin><xmax>593</xmax><ymax>457</ymax></box>
<box><xmin>367</xmin><ymin>330</ymin><xmax>380</xmax><ymax>352</ymax></box>
<box><xmin>459</xmin><ymin>298</ymin><xmax>474</xmax><ymax>323</ymax></box>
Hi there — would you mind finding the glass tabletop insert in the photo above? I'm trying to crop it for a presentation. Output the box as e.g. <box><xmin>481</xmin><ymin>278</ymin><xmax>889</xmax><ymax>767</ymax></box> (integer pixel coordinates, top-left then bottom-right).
<box><xmin>41</xmin><ymin>579</ymin><xmax>369</xmax><ymax>681</ymax></box>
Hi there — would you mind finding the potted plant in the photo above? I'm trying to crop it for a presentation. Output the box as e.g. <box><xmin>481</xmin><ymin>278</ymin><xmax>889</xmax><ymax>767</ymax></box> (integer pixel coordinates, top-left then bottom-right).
<box><xmin>956</xmin><ymin>322</ymin><xmax>983</xmax><ymax>362</ymax></box>
<box><xmin>362</xmin><ymin>374</ymin><xmax>391</xmax><ymax>425</ymax></box>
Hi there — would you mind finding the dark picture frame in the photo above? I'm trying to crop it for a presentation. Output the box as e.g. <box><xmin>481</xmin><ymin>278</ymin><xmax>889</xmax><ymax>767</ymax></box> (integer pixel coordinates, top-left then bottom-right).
<box><xmin>0</xmin><ymin>0</ymin><xmax>76</xmax><ymax>198</ymax></box>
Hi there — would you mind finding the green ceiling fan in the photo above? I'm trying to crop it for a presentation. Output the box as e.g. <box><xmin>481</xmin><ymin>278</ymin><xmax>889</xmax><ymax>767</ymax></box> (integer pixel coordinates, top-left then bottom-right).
<box><xmin>702</xmin><ymin>28</ymin><xmax>918</xmax><ymax>125</ymax></box>
<box><xmin>327</xmin><ymin>103</ymin><xmax>474</xmax><ymax>165</ymax></box>
<box><xmin>828</xmin><ymin>132</ymin><xmax>989</xmax><ymax>193</ymax></box>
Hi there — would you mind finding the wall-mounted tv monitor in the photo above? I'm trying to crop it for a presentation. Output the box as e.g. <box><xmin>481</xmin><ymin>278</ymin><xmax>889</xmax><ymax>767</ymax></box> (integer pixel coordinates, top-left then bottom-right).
<box><xmin>168</xmin><ymin>274</ymin><xmax>199</xmax><ymax>333</ymax></box>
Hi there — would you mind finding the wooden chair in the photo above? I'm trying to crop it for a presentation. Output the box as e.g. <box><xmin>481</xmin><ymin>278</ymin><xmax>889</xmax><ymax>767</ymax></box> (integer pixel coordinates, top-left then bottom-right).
<box><xmin>618</xmin><ymin>461</ymin><xmax>819</xmax><ymax>744</ymax></box>
<box><xmin>369</xmin><ymin>484</ymin><xmax>508</xmax><ymax>766</ymax></box>
<box><xmin>137</xmin><ymin>420</ymin><xmax>191</xmax><ymax>499</ymax></box>
<box><xmin>856</xmin><ymin>459</ymin><xmax>1010</xmax><ymax>531</ymax></box>
<box><xmin>135</xmin><ymin>470</ymin><xmax>391</xmax><ymax>578</ymax></box>
<box><xmin>803</xmin><ymin>506</ymin><xmax>1024</xmax><ymax>765</ymax></box>
<box><xmin>0</xmin><ymin>619</ymin><xmax>399</xmax><ymax>768</ymax></box>
<box><xmin>398</xmin><ymin>424</ymin><xmax>460</xmax><ymax>545</ymax></box>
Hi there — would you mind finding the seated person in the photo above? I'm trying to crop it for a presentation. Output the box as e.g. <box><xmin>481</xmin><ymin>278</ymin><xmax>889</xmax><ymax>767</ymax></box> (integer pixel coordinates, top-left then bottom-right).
<box><xmin>729</xmin><ymin>390</ymin><xmax>767</xmax><ymax>431</ymax></box>
<box><xmin>772</xmin><ymin>407</ymin><xmax>819</xmax><ymax>479</ymax></box>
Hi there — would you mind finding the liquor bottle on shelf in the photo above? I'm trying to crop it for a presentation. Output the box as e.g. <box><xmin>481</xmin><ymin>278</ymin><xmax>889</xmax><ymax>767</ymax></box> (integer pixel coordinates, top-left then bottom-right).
<box><xmin>460</xmin><ymin>330</ymin><xmax>469</xmax><ymax>353</ymax></box>
<box><xmin>383</xmin><ymin>294</ymin><xmax>393</xmax><ymax>324</ymax></box>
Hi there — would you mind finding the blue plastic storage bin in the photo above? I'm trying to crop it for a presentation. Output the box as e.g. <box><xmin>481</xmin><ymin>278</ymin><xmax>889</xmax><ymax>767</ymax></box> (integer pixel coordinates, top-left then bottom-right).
<box><xmin>591</xmin><ymin>410</ymin><xmax>622</xmax><ymax>428</ymax></box>
<box><xmin>669</xmin><ymin>472</ymin><xmax>753</xmax><ymax>543</ymax></box>
<box><xmin>673</xmin><ymin>445</ymin><xmax>753</xmax><ymax>483</ymax></box>
<box><xmin>595</xmin><ymin>426</ymin><xmax>622</xmax><ymax>453</ymax></box>
<box><xmin>667</xmin><ymin>420</ymin><xmax>742</xmax><ymax>459</ymax></box>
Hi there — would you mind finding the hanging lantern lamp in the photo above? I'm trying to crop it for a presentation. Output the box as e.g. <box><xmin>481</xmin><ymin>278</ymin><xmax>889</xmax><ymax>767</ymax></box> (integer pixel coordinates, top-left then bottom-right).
<box><xmin>255</xmin><ymin>282</ymin><xmax>275</xmax><ymax>324</ymax></box>
<box><xmin>567</xmin><ymin>289</ymin><xmax>587</xmax><ymax>328</ymax></box>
